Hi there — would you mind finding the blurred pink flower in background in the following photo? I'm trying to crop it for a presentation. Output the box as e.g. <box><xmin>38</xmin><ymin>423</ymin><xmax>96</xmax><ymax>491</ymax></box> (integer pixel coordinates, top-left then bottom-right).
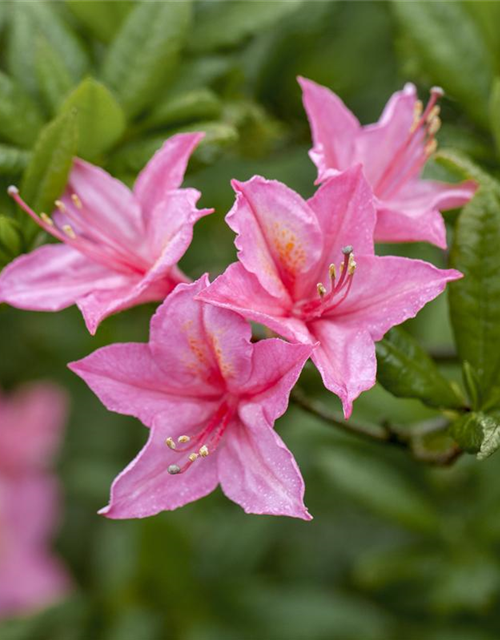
<box><xmin>0</xmin><ymin>133</ymin><xmax>212</xmax><ymax>334</ymax></box>
<box><xmin>299</xmin><ymin>77</ymin><xmax>476</xmax><ymax>248</ymax></box>
<box><xmin>198</xmin><ymin>167</ymin><xmax>461</xmax><ymax>417</ymax></box>
<box><xmin>0</xmin><ymin>383</ymin><xmax>71</xmax><ymax>617</ymax></box>
<box><xmin>70</xmin><ymin>277</ymin><xmax>313</xmax><ymax>520</ymax></box>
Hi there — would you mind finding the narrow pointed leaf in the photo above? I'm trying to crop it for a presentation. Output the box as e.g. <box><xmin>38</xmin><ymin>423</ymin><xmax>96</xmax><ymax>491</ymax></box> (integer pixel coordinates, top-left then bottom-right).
<box><xmin>35</xmin><ymin>35</ymin><xmax>74</xmax><ymax>115</ymax></box>
<box><xmin>101</xmin><ymin>1</ymin><xmax>192</xmax><ymax>118</ymax></box>
<box><xmin>376</xmin><ymin>327</ymin><xmax>463</xmax><ymax>410</ymax></box>
<box><xmin>0</xmin><ymin>145</ymin><xmax>30</xmax><ymax>175</ymax></box>
<box><xmin>0</xmin><ymin>71</ymin><xmax>44</xmax><ymax>148</ymax></box>
<box><xmin>66</xmin><ymin>0</ymin><xmax>134</xmax><ymax>43</ymax></box>
<box><xmin>143</xmin><ymin>89</ymin><xmax>222</xmax><ymax>131</ymax></box>
<box><xmin>59</xmin><ymin>78</ymin><xmax>126</xmax><ymax>160</ymax></box>
<box><xmin>489</xmin><ymin>77</ymin><xmax>500</xmax><ymax>158</ymax></box>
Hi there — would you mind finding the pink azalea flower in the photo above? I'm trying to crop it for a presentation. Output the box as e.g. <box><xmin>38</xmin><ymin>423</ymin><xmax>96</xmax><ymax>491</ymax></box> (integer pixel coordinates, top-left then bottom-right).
<box><xmin>299</xmin><ymin>77</ymin><xmax>476</xmax><ymax>248</ymax></box>
<box><xmin>0</xmin><ymin>133</ymin><xmax>212</xmax><ymax>334</ymax></box>
<box><xmin>0</xmin><ymin>383</ymin><xmax>71</xmax><ymax>617</ymax></box>
<box><xmin>69</xmin><ymin>277</ymin><xmax>313</xmax><ymax>520</ymax></box>
<box><xmin>197</xmin><ymin>167</ymin><xmax>462</xmax><ymax>418</ymax></box>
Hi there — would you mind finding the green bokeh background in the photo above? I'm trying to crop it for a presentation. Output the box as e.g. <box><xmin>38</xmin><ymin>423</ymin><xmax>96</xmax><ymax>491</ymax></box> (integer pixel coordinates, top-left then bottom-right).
<box><xmin>1</xmin><ymin>1</ymin><xmax>500</xmax><ymax>638</ymax></box>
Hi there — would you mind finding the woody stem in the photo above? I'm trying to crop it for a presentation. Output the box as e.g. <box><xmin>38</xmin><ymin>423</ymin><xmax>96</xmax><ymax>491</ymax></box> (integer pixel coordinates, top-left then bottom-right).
<box><xmin>290</xmin><ymin>387</ymin><xmax>463</xmax><ymax>467</ymax></box>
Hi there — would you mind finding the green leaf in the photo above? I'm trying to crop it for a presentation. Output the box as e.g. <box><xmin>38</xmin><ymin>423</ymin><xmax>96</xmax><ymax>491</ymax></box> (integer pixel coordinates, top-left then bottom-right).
<box><xmin>450</xmin><ymin>412</ymin><xmax>485</xmax><ymax>453</ymax></box>
<box><xmin>449</xmin><ymin>185</ymin><xmax>500</xmax><ymax>404</ymax></box>
<box><xmin>477</xmin><ymin>412</ymin><xmax>500</xmax><ymax>460</ymax></box>
<box><xmin>20</xmin><ymin>111</ymin><xmax>77</xmax><ymax>239</ymax></box>
<box><xmin>190</xmin><ymin>1</ymin><xmax>303</xmax><ymax>53</ymax></box>
<box><xmin>319</xmin><ymin>449</ymin><xmax>438</xmax><ymax>532</ymax></box>
<box><xmin>489</xmin><ymin>77</ymin><xmax>500</xmax><ymax>158</ymax></box>
<box><xmin>7</xmin><ymin>3</ymin><xmax>89</xmax><ymax>96</ymax></box>
<box><xmin>0</xmin><ymin>215</ymin><xmax>22</xmax><ymax>257</ymax></box>
<box><xmin>143</xmin><ymin>89</ymin><xmax>222</xmax><ymax>131</ymax></box>
<box><xmin>35</xmin><ymin>35</ymin><xmax>74</xmax><ymax>115</ymax></box>
<box><xmin>101</xmin><ymin>1</ymin><xmax>192</xmax><ymax>118</ymax></box>
<box><xmin>462</xmin><ymin>361</ymin><xmax>481</xmax><ymax>409</ymax></box>
<box><xmin>376</xmin><ymin>327</ymin><xmax>463</xmax><ymax>410</ymax></box>
<box><xmin>59</xmin><ymin>78</ymin><xmax>126</xmax><ymax>161</ymax></box>
<box><xmin>0</xmin><ymin>71</ymin><xmax>44</xmax><ymax>148</ymax></box>
<box><xmin>435</xmin><ymin>148</ymin><xmax>499</xmax><ymax>189</ymax></box>
<box><xmin>0</xmin><ymin>145</ymin><xmax>30</xmax><ymax>175</ymax></box>
<box><xmin>66</xmin><ymin>0</ymin><xmax>134</xmax><ymax>43</ymax></box>
<box><xmin>392</xmin><ymin>1</ymin><xmax>493</xmax><ymax>128</ymax></box>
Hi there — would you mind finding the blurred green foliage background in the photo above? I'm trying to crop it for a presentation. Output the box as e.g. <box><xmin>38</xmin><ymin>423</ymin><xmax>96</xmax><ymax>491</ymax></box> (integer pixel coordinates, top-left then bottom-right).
<box><xmin>2</xmin><ymin>1</ymin><xmax>500</xmax><ymax>638</ymax></box>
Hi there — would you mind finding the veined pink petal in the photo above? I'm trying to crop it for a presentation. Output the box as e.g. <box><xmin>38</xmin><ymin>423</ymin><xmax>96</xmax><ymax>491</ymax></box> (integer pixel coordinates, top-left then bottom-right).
<box><xmin>100</xmin><ymin>408</ymin><xmax>219</xmax><ymax>519</ymax></box>
<box><xmin>150</xmin><ymin>277</ymin><xmax>254</xmax><ymax>393</ymax></box>
<box><xmin>355</xmin><ymin>83</ymin><xmax>417</xmax><ymax>187</ymax></box>
<box><xmin>67</xmin><ymin>159</ymin><xmax>145</xmax><ymax>254</ymax></box>
<box><xmin>390</xmin><ymin>178</ymin><xmax>477</xmax><ymax>214</ymax></box>
<box><xmin>134</xmin><ymin>132</ymin><xmax>205</xmax><ymax>222</ymax></box>
<box><xmin>309</xmin><ymin>320</ymin><xmax>376</xmax><ymax>419</ymax></box>
<box><xmin>228</xmin><ymin>176</ymin><xmax>323</xmax><ymax>301</ymax></box>
<box><xmin>145</xmin><ymin>188</ymin><xmax>213</xmax><ymax>265</ymax></box>
<box><xmin>374</xmin><ymin>203</ymin><xmax>447</xmax><ymax>248</ymax></box>
<box><xmin>0</xmin><ymin>384</ymin><xmax>67</xmax><ymax>473</ymax></box>
<box><xmin>298</xmin><ymin>76</ymin><xmax>360</xmax><ymax>182</ymax></box>
<box><xmin>69</xmin><ymin>343</ymin><xmax>198</xmax><ymax>427</ymax></box>
<box><xmin>218</xmin><ymin>412</ymin><xmax>311</xmax><ymax>520</ymax></box>
<box><xmin>0</xmin><ymin>244</ymin><xmax>123</xmax><ymax>312</ymax></box>
<box><xmin>198</xmin><ymin>263</ymin><xmax>312</xmax><ymax>344</ymax></box>
<box><xmin>240</xmin><ymin>339</ymin><xmax>312</xmax><ymax>421</ymax></box>
<box><xmin>334</xmin><ymin>255</ymin><xmax>462</xmax><ymax>340</ymax></box>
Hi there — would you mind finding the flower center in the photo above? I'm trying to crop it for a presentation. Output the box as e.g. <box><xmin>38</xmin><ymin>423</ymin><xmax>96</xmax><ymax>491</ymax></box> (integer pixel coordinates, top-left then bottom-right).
<box><xmin>297</xmin><ymin>245</ymin><xmax>356</xmax><ymax>321</ymax></box>
<box><xmin>7</xmin><ymin>186</ymin><xmax>147</xmax><ymax>275</ymax></box>
<box><xmin>374</xmin><ymin>86</ymin><xmax>443</xmax><ymax>200</ymax></box>
<box><xmin>165</xmin><ymin>401</ymin><xmax>235</xmax><ymax>475</ymax></box>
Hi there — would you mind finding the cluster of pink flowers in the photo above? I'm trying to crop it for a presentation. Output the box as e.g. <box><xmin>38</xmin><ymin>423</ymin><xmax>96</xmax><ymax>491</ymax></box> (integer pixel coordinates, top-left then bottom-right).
<box><xmin>0</xmin><ymin>80</ymin><xmax>475</xmax><ymax>521</ymax></box>
<box><xmin>0</xmin><ymin>384</ymin><xmax>71</xmax><ymax>617</ymax></box>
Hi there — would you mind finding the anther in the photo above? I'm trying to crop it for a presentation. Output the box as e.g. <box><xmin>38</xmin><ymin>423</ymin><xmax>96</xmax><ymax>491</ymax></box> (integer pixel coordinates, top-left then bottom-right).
<box><xmin>40</xmin><ymin>213</ymin><xmax>54</xmax><ymax>226</ymax></box>
<box><xmin>342</xmin><ymin>245</ymin><xmax>353</xmax><ymax>255</ymax></box>
<box><xmin>168</xmin><ymin>464</ymin><xmax>181</xmax><ymax>475</ymax></box>
<box><xmin>7</xmin><ymin>185</ymin><xmax>19</xmax><ymax>196</ymax></box>
<box><xmin>55</xmin><ymin>200</ymin><xmax>67</xmax><ymax>214</ymax></box>
<box><xmin>426</xmin><ymin>105</ymin><xmax>440</xmax><ymax>123</ymax></box>
<box><xmin>425</xmin><ymin>139</ymin><xmax>438</xmax><ymax>156</ymax></box>
<box><xmin>347</xmin><ymin>254</ymin><xmax>357</xmax><ymax>275</ymax></box>
<box><xmin>199</xmin><ymin>445</ymin><xmax>209</xmax><ymax>457</ymax></box>
<box><xmin>62</xmin><ymin>224</ymin><xmax>76</xmax><ymax>239</ymax></box>
<box><xmin>188</xmin><ymin>453</ymin><xmax>198</xmax><ymax>462</ymax></box>
<box><xmin>329</xmin><ymin>264</ymin><xmax>336</xmax><ymax>280</ymax></box>
<box><xmin>166</xmin><ymin>437</ymin><xmax>176</xmax><ymax>450</ymax></box>
<box><xmin>178</xmin><ymin>435</ymin><xmax>190</xmax><ymax>444</ymax></box>
<box><xmin>428</xmin><ymin>117</ymin><xmax>441</xmax><ymax>136</ymax></box>
<box><xmin>71</xmin><ymin>194</ymin><xmax>82</xmax><ymax>209</ymax></box>
<box><xmin>317</xmin><ymin>283</ymin><xmax>327</xmax><ymax>297</ymax></box>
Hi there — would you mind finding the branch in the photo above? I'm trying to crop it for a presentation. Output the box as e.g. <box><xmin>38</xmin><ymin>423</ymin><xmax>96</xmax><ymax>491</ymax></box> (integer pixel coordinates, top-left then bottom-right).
<box><xmin>291</xmin><ymin>387</ymin><xmax>463</xmax><ymax>466</ymax></box>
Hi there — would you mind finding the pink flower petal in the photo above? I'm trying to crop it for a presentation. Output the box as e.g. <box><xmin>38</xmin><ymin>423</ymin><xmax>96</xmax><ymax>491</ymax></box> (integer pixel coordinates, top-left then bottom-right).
<box><xmin>100</xmin><ymin>406</ymin><xmax>220</xmax><ymax>519</ymax></box>
<box><xmin>198</xmin><ymin>263</ymin><xmax>311</xmax><ymax>343</ymax></box>
<box><xmin>333</xmin><ymin>255</ymin><xmax>462</xmax><ymax>340</ymax></box>
<box><xmin>390</xmin><ymin>178</ymin><xmax>477</xmax><ymax>214</ymax></box>
<box><xmin>309</xmin><ymin>320</ymin><xmax>376</xmax><ymax>418</ymax></box>
<box><xmin>228</xmin><ymin>176</ymin><xmax>323</xmax><ymax>302</ymax></box>
<box><xmin>69</xmin><ymin>343</ymin><xmax>193</xmax><ymax>427</ymax></box>
<box><xmin>374</xmin><ymin>203</ymin><xmax>447</xmax><ymax>248</ymax></box>
<box><xmin>67</xmin><ymin>159</ymin><xmax>145</xmax><ymax>254</ymax></box>
<box><xmin>298</xmin><ymin>76</ymin><xmax>360</xmax><ymax>182</ymax></box>
<box><xmin>355</xmin><ymin>83</ymin><xmax>417</xmax><ymax>187</ymax></box>
<box><xmin>218</xmin><ymin>413</ymin><xmax>311</xmax><ymax>520</ymax></box>
<box><xmin>0</xmin><ymin>244</ymin><xmax>122</xmax><ymax>312</ymax></box>
<box><xmin>134</xmin><ymin>132</ymin><xmax>205</xmax><ymax>222</ymax></box>
<box><xmin>150</xmin><ymin>277</ymin><xmax>255</xmax><ymax>393</ymax></box>
<box><xmin>0</xmin><ymin>383</ymin><xmax>67</xmax><ymax>473</ymax></box>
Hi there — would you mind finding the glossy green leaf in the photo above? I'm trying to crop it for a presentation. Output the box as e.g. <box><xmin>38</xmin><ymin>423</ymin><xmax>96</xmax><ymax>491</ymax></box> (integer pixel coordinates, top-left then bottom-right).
<box><xmin>35</xmin><ymin>36</ymin><xmax>74</xmax><ymax>115</ymax></box>
<box><xmin>477</xmin><ymin>412</ymin><xmax>500</xmax><ymax>460</ymax></box>
<box><xmin>449</xmin><ymin>186</ymin><xmax>500</xmax><ymax>403</ymax></box>
<box><xmin>20</xmin><ymin>111</ymin><xmax>77</xmax><ymax>238</ymax></box>
<box><xmin>450</xmin><ymin>412</ymin><xmax>485</xmax><ymax>453</ymax></box>
<box><xmin>0</xmin><ymin>215</ymin><xmax>22</xmax><ymax>257</ymax></box>
<box><xmin>392</xmin><ymin>1</ymin><xmax>493</xmax><ymax>128</ymax></box>
<box><xmin>66</xmin><ymin>0</ymin><xmax>134</xmax><ymax>43</ymax></box>
<box><xmin>190</xmin><ymin>0</ymin><xmax>303</xmax><ymax>53</ymax></box>
<box><xmin>101</xmin><ymin>1</ymin><xmax>192</xmax><ymax>118</ymax></box>
<box><xmin>59</xmin><ymin>78</ymin><xmax>126</xmax><ymax>160</ymax></box>
<box><xmin>489</xmin><ymin>77</ymin><xmax>500</xmax><ymax>157</ymax></box>
<box><xmin>320</xmin><ymin>449</ymin><xmax>438</xmax><ymax>532</ymax></box>
<box><xmin>436</xmin><ymin>149</ymin><xmax>499</xmax><ymax>188</ymax></box>
<box><xmin>376</xmin><ymin>327</ymin><xmax>463</xmax><ymax>410</ymax></box>
<box><xmin>0</xmin><ymin>145</ymin><xmax>30</xmax><ymax>176</ymax></box>
<box><xmin>7</xmin><ymin>2</ymin><xmax>89</xmax><ymax>96</ymax></box>
<box><xmin>143</xmin><ymin>89</ymin><xmax>222</xmax><ymax>131</ymax></box>
<box><xmin>0</xmin><ymin>71</ymin><xmax>44</xmax><ymax>148</ymax></box>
